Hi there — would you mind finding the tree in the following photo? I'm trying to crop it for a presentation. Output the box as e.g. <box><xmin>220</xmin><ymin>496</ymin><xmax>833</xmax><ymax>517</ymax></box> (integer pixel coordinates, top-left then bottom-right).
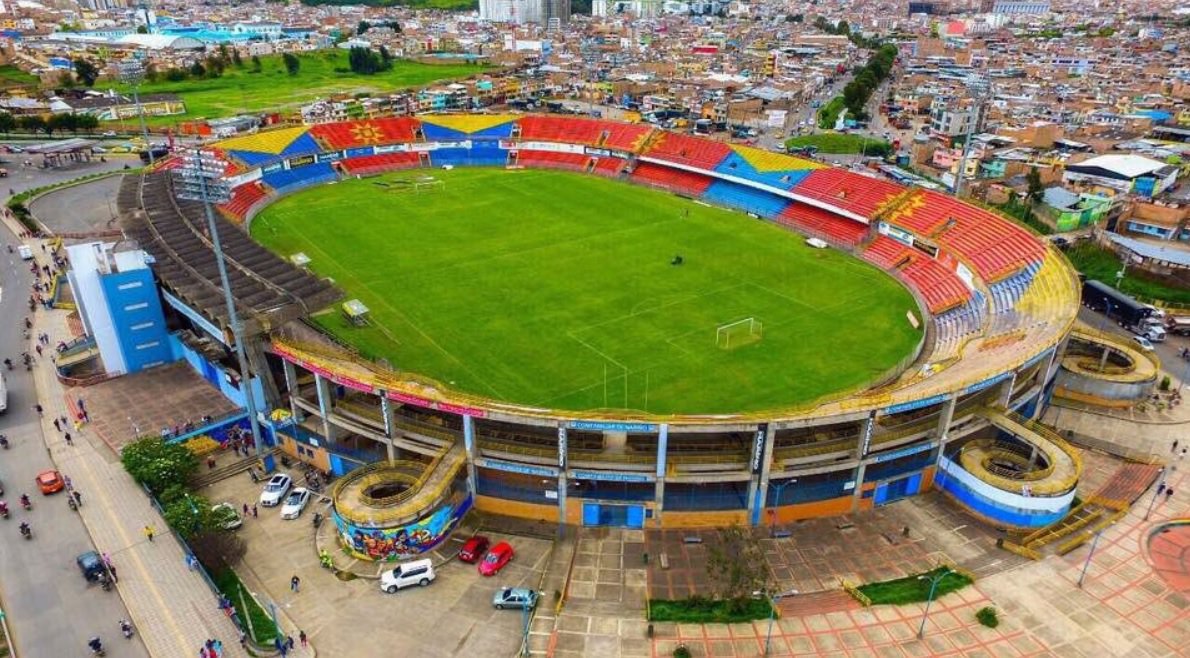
<box><xmin>48</xmin><ymin>113</ymin><xmax>78</xmax><ymax>134</ymax></box>
<box><xmin>205</xmin><ymin>54</ymin><xmax>225</xmax><ymax>78</ymax></box>
<box><xmin>786</xmin><ymin>13</ymin><xmax>803</xmax><ymax>23</ymax></box>
<box><xmin>73</xmin><ymin>58</ymin><xmax>100</xmax><ymax>87</ymax></box>
<box><xmin>705</xmin><ymin>526</ymin><xmax>771</xmax><ymax>613</ymax></box>
<box><xmin>251</xmin><ymin>55</ymin><xmax>263</xmax><ymax>73</ymax></box>
<box><xmin>231</xmin><ymin>48</ymin><xmax>243</xmax><ymax>68</ymax></box>
<box><xmin>379</xmin><ymin>45</ymin><xmax>392</xmax><ymax>65</ymax></box>
<box><xmin>163</xmin><ymin>493</ymin><xmax>219</xmax><ymax>539</ymax></box>
<box><xmin>190</xmin><ymin>530</ymin><xmax>247</xmax><ymax>576</ymax></box>
<box><xmin>1025</xmin><ymin>167</ymin><xmax>1044</xmax><ymax>205</ymax></box>
<box><xmin>136</xmin><ymin>25</ymin><xmax>148</xmax><ymax>34</ymax></box>
<box><xmin>189</xmin><ymin>61</ymin><xmax>207</xmax><ymax>78</ymax></box>
<box><xmin>348</xmin><ymin>46</ymin><xmax>387</xmax><ymax>75</ymax></box>
<box><xmin>0</xmin><ymin>112</ymin><xmax>14</xmax><ymax>136</ymax></box>
<box><xmin>77</xmin><ymin>113</ymin><xmax>99</xmax><ymax>133</ymax></box>
<box><xmin>18</xmin><ymin>115</ymin><xmax>45</xmax><ymax>134</ymax></box>
<box><xmin>218</xmin><ymin>43</ymin><xmax>231</xmax><ymax>64</ymax></box>
<box><xmin>357</xmin><ymin>20</ymin><xmax>370</xmax><ymax>35</ymax></box>
<box><xmin>282</xmin><ymin>52</ymin><xmax>300</xmax><ymax>76</ymax></box>
<box><xmin>120</xmin><ymin>436</ymin><xmax>199</xmax><ymax>495</ymax></box>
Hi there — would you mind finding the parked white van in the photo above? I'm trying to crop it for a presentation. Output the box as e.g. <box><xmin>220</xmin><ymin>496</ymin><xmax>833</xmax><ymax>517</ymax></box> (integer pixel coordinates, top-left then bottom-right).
<box><xmin>379</xmin><ymin>559</ymin><xmax>435</xmax><ymax>593</ymax></box>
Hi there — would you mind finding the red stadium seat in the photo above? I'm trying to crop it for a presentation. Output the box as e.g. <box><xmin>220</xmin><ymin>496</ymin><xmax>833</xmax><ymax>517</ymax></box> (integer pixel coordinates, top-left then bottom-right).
<box><xmin>308</xmin><ymin>118</ymin><xmax>420</xmax><ymax>150</ymax></box>
<box><xmin>790</xmin><ymin>169</ymin><xmax>903</xmax><ymax>220</ymax></box>
<box><xmin>219</xmin><ymin>181</ymin><xmax>268</xmax><ymax>222</ymax></box>
<box><xmin>517</xmin><ymin>116</ymin><xmax>652</xmax><ymax>151</ymax></box>
<box><xmin>776</xmin><ymin>203</ymin><xmax>869</xmax><ymax>247</ymax></box>
<box><xmin>642</xmin><ymin>132</ymin><xmax>733</xmax><ymax>169</ymax></box>
<box><xmin>629</xmin><ymin>162</ymin><xmax>715</xmax><ymax>196</ymax></box>
<box><xmin>339</xmin><ymin>152</ymin><xmax>422</xmax><ymax>176</ymax></box>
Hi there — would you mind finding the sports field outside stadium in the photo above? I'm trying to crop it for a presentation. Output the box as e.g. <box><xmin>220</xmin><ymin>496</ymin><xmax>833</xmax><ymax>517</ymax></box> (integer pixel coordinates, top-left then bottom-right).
<box><xmin>252</xmin><ymin>168</ymin><xmax>923</xmax><ymax>415</ymax></box>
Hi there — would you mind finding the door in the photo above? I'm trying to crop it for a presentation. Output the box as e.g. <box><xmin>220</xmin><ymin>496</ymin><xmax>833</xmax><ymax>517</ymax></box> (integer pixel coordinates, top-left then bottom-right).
<box><xmin>875</xmin><ymin>475</ymin><xmax>913</xmax><ymax>505</ymax></box>
<box><xmin>625</xmin><ymin>505</ymin><xmax>645</xmax><ymax>529</ymax></box>
<box><xmin>582</xmin><ymin>503</ymin><xmax>600</xmax><ymax>526</ymax></box>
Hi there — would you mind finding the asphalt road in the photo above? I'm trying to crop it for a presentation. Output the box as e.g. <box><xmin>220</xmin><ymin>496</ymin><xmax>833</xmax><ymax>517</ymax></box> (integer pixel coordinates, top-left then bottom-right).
<box><xmin>0</xmin><ymin>160</ymin><xmax>148</xmax><ymax>657</ymax></box>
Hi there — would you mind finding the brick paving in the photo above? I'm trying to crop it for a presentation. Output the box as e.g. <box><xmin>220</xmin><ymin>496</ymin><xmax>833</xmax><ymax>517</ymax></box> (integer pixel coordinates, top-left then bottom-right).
<box><xmin>29</xmin><ymin>269</ymin><xmax>259</xmax><ymax>658</ymax></box>
<box><xmin>78</xmin><ymin>361</ymin><xmax>239</xmax><ymax>452</ymax></box>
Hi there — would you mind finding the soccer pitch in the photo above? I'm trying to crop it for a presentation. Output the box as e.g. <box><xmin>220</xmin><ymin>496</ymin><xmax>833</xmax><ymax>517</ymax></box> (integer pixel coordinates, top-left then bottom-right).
<box><xmin>252</xmin><ymin>169</ymin><xmax>923</xmax><ymax>415</ymax></box>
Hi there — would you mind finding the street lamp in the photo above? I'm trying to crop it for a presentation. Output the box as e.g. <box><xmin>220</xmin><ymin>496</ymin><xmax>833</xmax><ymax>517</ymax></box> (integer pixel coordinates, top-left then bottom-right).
<box><xmin>767</xmin><ymin>477</ymin><xmax>796</xmax><ymax>536</ymax></box>
<box><xmin>118</xmin><ymin>59</ymin><xmax>155</xmax><ymax>166</ymax></box>
<box><xmin>756</xmin><ymin>588</ymin><xmax>798</xmax><ymax>656</ymax></box>
<box><xmin>916</xmin><ymin>567</ymin><xmax>952</xmax><ymax>639</ymax></box>
<box><xmin>173</xmin><ymin>150</ymin><xmax>266</xmax><ymax>464</ymax></box>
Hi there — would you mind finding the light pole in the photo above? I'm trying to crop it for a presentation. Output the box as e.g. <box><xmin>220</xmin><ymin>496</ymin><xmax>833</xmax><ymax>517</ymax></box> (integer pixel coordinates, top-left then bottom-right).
<box><xmin>173</xmin><ymin>150</ymin><xmax>266</xmax><ymax>464</ymax></box>
<box><xmin>118</xmin><ymin>59</ymin><xmax>155</xmax><ymax>166</ymax></box>
<box><xmin>767</xmin><ymin>477</ymin><xmax>796</xmax><ymax>536</ymax></box>
<box><xmin>757</xmin><ymin>588</ymin><xmax>798</xmax><ymax>656</ymax></box>
<box><xmin>1077</xmin><ymin>530</ymin><xmax>1103</xmax><ymax>588</ymax></box>
<box><xmin>1143</xmin><ymin>467</ymin><xmax>1167</xmax><ymax>521</ymax></box>
<box><xmin>917</xmin><ymin>567</ymin><xmax>952</xmax><ymax>639</ymax></box>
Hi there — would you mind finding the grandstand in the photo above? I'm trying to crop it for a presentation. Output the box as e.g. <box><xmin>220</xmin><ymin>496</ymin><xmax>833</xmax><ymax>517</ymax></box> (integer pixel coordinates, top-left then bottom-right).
<box><xmin>125</xmin><ymin>113</ymin><xmax>1084</xmax><ymax>532</ymax></box>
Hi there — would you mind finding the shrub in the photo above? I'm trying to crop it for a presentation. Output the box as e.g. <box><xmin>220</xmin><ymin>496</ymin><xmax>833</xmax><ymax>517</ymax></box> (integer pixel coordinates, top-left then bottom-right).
<box><xmin>976</xmin><ymin>606</ymin><xmax>999</xmax><ymax>628</ymax></box>
<box><xmin>673</xmin><ymin>647</ymin><xmax>692</xmax><ymax>658</ymax></box>
<box><xmin>1160</xmin><ymin>375</ymin><xmax>1171</xmax><ymax>391</ymax></box>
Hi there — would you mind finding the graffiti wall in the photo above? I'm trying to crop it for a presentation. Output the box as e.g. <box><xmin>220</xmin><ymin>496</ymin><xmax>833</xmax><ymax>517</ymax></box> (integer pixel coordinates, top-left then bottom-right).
<box><xmin>333</xmin><ymin>493</ymin><xmax>473</xmax><ymax>562</ymax></box>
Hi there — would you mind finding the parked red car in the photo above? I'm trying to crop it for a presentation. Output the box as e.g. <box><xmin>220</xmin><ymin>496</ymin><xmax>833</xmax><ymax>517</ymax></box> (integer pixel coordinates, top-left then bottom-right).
<box><xmin>478</xmin><ymin>541</ymin><xmax>514</xmax><ymax>576</ymax></box>
<box><xmin>458</xmin><ymin>535</ymin><xmax>490</xmax><ymax>564</ymax></box>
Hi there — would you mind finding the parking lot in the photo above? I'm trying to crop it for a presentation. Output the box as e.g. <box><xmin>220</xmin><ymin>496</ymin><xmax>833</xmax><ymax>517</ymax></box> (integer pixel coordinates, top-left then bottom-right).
<box><xmin>201</xmin><ymin>471</ymin><xmax>553</xmax><ymax>657</ymax></box>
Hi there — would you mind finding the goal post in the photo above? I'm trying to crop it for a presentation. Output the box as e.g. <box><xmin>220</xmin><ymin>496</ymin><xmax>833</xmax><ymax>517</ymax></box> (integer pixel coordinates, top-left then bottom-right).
<box><xmin>715</xmin><ymin>317</ymin><xmax>763</xmax><ymax>350</ymax></box>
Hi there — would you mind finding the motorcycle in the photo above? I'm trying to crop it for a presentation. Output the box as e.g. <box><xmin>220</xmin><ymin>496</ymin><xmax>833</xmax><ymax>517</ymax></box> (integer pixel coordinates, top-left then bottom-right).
<box><xmin>0</xmin><ymin>435</ymin><xmax>8</xmax><ymax>449</ymax></box>
<box><xmin>19</xmin><ymin>522</ymin><xmax>31</xmax><ymax>540</ymax></box>
<box><xmin>3</xmin><ymin>359</ymin><xmax>10</xmax><ymax>371</ymax></box>
<box><xmin>88</xmin><ymin>637</ymin><xmax>105</xmax><ymax>657</ymax></box>
<box><xmin>20</xmin><ymin>495</ymin><xmax>31</xmax><ymax>511</ymax></box>
<box><xmin>68</xmin><ymin>497</ymin><xmax>78</xmax><ymax>511</ymax></box>
<box><xmin>118</xmin><ymin>620</ymin><xmax>134</xmax><ymax>639</ymax></box>
<box><xmin>0</xmin><ymin>503</ymin><xmax>8</xmax><ymax>519</ymax></box>
<box><xmin>311</xmin><ymin>512</ymin><xmax>323</xmax><ymax>528</ymax></box>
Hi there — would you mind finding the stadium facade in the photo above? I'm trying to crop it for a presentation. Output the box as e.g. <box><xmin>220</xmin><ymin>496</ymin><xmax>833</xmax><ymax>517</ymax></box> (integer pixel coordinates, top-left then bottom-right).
<box><xmin>113</xmin><ymin>115</ymin><xmax>1081</xmax><ymax>551</ymax></box>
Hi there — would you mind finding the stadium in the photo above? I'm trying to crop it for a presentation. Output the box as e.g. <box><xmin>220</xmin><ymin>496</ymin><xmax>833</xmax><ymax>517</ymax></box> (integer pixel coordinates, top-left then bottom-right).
<box><xmin>119</xmin><ymin>114</ymin><xmax>1082</xmax><ymax>555</ymax></box>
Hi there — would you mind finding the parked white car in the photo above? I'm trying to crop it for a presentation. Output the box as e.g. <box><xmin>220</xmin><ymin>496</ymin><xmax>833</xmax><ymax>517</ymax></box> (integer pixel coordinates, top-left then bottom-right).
<box><xmin>379</xmin><ymin>559</ymin><xmax>435</xmax><ymax>593</ymax></box>
<box><xmin>280</xmin><ymin>488</ymin><xmax>311</xmax><ymax>520</ymax></box>
<box><xmin>259</xmin><ymin>473</ymin><xmax>292</xmax><ymax>507</ymax></box>
<box><xmin>1132</xmin><ymin>335</ymin><xmax>1155</xmax><ymax>352</ymax></box>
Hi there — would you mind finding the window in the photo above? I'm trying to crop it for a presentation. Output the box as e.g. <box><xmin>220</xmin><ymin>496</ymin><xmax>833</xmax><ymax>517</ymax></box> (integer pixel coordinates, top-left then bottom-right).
<box><xmin>130</xmin><ymin>321</ymin><xmax>155</xmax><ymax>331</ymax></box>
<box><xmin>117</xmin><ymin>281</ymin><xmax>143</xmax><ymax>291</ymax></box>
<box><xmin>123</xmin><ymin>302</ymin><xmax>149</xmax><ymax>311</ymax></box>
<box><xmin>135</xmin><ymin>341</ymin><xmax>160</xmax><ymax>350</ymax></box>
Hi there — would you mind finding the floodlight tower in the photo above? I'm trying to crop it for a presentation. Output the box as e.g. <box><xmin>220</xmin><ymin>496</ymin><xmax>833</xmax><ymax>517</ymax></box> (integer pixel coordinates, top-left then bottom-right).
<box><xmin>173</xmin><ymin>150</ymin><xmax>266</xmax><ymax>461</ymax></box>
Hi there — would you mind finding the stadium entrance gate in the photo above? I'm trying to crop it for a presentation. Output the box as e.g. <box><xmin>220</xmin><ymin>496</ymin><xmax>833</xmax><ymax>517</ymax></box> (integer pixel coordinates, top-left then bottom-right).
<box><xmin>873</xmin><ymin>473</ymin><xmax>922</xmax><ymax>506</ymax></box>
<box><xmin>582</xmin><ymin>503</ymin><xmax>646</xmax><ymax>529</ymax></box>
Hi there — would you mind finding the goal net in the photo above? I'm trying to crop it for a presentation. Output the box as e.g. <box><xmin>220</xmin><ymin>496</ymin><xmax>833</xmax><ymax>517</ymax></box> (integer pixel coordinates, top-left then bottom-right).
<box><xmin>715</xmin><ymin>318</ymin><xmax>763</xmax><ymax>350</ymax></box>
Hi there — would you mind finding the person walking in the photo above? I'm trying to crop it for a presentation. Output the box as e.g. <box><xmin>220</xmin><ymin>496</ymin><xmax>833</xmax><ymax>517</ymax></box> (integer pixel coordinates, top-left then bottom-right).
<box><xmin>144</xmin><ymin>525</ymin><xmax>155</xmax><ymax>542</ymax></box>
<box><xmin>1175</xmin><ymin>440</ymin><xmax>1181</xmax><ymax>453</ymax></box>
<box><xmin>252</xmin><ymin>504</ymin><xmax>258</xmax><ymax>518</ymax></box>
<box><xmin>53</xmin><ymin>418</ymin><xmax>60</xmax><ymax>432</ymax></box>
<box><xmin>33</xmin><ymin>404</ymin><xmax>42</xmax><ymax>417</ymax></box>
<box><xmin>64</xmin><ymin>431</ymin><xmax>73</xmax><ymax>446</ymax></box>
<box><xmin>286</xmin><ymin>636</ymin><xmax>295</xmax><ymax>651</ymax></box>
<box><xmin>290</xmin><ymin>575</ymin><xmax>300</xmax><ymax>593</ymax></box>
<box><xmin>242</xmin><ymin>503</ymin><xmax>249</xmax><ymax>517</ymax></box>
<box><xmin>299</xmin><ymin>631</ymin><xmax>307</xmax><ymax>648</ymax></box>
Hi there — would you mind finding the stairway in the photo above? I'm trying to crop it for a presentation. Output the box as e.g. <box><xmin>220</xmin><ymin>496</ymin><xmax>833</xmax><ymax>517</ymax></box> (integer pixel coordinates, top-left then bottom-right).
<box><xmin>189</xmin><ymin>447</ymin><xmax>282</xmax><ymax>489</ymax></box>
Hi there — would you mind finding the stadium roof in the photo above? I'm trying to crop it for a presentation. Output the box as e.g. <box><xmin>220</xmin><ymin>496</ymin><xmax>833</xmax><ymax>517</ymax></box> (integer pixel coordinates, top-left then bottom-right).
<box><xmin>1106</xmin><ymin>233</ymin><xmax>1190</xmax><ymax>268</ymax></box>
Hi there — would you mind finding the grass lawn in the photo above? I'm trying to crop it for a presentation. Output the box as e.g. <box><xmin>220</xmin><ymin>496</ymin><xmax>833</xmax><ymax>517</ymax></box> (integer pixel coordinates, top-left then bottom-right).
<box><xmin>858</xmin><ymin>567</ymin><xmax>973</xmax><ymax>605</ymax></box>
<box><xmin>113</xmin><ymin>51</ymin><xmax>488</xmax><ymax>125</ymax></box>
<box><xmin>648</xmin><ymin>597</ymin><xmax>773</xmax><ymax>623</ymax></box>
<box><xmin>253</xmin><ymin>169</ymin><xmax>921</xmax><ymax>415</ymax></box>
<box><xmin>211</xmin><ymin>568</ymin><xmax>278</xmax><ymax>644</ymax></box>
<box><xmin>817</xmin><ymin>96</ymin><xmax>846</xmax><ymax>129</ymax></box>
<box><xmin>786</xmin><ymin>132</ymin><xmax>891</xmax><ymax>155</ymax></box>
<box><xmin>1064</xmin><ymin>242</ymin><xmax>1190</xmax><ymax>305</ymax></box>
<box><xmin>0</xmin><ymin>64</ymin><xmax>39</xmax><ymax>88</ymax></box>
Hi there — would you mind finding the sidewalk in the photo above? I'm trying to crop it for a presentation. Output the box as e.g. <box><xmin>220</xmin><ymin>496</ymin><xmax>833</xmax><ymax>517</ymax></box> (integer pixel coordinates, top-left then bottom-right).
<box><xmin>26</xmin><ymin>238</ymin><xmax>251</xmax><ymax>657</ymax></box>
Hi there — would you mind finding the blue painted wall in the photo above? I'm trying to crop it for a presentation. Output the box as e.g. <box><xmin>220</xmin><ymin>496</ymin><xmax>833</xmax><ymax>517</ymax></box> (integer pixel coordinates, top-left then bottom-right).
<box><xmin>168</xmin><ymin>333</ymin><xmax>266</xmax><ymax>410</ymax></box>
<box><xmin>99</xmin><ymin>268</ymin><xmax>173</xmax><ymax>373</ymax></box>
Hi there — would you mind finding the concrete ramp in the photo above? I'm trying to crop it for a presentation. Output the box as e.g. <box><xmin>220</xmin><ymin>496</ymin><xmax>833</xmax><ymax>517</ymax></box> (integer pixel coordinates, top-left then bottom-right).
<box><xmin>971</xmin><ymin>408</ymin><xmax>1081</xmax><ymax>497</ymax></box>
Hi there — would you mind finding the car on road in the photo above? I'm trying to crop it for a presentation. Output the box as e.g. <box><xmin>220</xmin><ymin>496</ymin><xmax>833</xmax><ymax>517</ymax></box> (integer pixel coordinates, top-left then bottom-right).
<box><xmin>36</xmin><ymin>469</ymin><xmax>65</xmax><ymax>495</ymax></box>
<box><xmin>458</xmin><ymin>535</ymin><xmax>490</xmax><ymax>563</ymax></box>
<box><xmin>211</xmin><ymin>503</ymin><xmax>243</xmax><ymax>530</ymax></box>
<box><xmin>479</xmin><ymin>541</ymin><xmax>514</xmax><ymax>576</ymax></box>
<box><xmin>76</xmin><ymin>551</ymin><xmax>106</xmax><ymax>583</ymax></box>
<box><xmin>259</xmin><ymin>473</ymin><xmax>292</xmax><ymax>507</ymax></box>
<box><xmin>379</xmin><ymin>559</ymin><xmax>435</xmax><ymax>593</ymax></box>
<box><xmin>280</xmin><ymin>488</ymin><xmax>310</xmax><ymax>520</ymax></box>
<box><xmin>493</xmin><ymin>587</ymin><xmax>539</xmax><ymax>610</ymax></box>
<box><xmin>1133</xmin><ymin>335</ymin><xmax>1155</xmax><ymax>352</ymax></box>
<box><xmin>101</xmin><ymin>131</ymin><xmax>117</xmax><ymax>138</ymax></box>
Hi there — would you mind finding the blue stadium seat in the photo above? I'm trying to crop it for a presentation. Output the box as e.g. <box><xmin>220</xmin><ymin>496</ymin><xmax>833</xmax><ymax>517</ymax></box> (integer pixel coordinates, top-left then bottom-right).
<box><xmin>701</xmin><ymin>180</ymin><xmax>790</xmax><ymax>219</ymax></box>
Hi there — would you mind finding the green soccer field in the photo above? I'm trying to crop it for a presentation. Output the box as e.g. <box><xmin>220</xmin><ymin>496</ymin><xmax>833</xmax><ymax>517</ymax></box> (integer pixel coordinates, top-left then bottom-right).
<box><xmin>252</xmin><ymin>169</ymin><xmax>923</xmax><ymax>415</ymax></box>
